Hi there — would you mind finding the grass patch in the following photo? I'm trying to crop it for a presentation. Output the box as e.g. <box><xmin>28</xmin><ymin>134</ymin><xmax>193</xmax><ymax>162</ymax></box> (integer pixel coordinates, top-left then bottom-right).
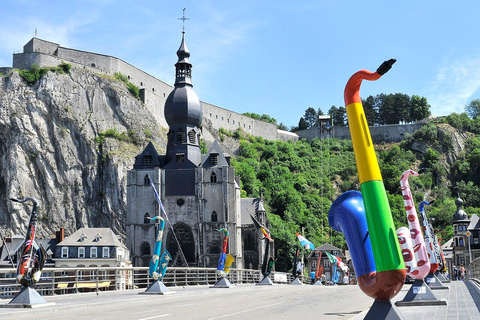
<box><xmin>114</xmin><ymin>71</ymin><xmax>141</xmax><ymax>100</ymax></box>
<box><xmin>18</xmin><ymin>62</ymin><xmax>72</xmax><ymax>85</ymax></box>
<box><xmin>95</xmin><ymin>127</ymin><xmax>142</xmax><ymax>145</ymax></box>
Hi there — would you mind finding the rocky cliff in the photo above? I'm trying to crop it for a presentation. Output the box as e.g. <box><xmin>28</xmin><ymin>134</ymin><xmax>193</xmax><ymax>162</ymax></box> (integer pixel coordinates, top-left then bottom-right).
<box><xmin>0</xmin><ymin>68</ymin><xmax>167</xmax><ymax>239</ymax></box>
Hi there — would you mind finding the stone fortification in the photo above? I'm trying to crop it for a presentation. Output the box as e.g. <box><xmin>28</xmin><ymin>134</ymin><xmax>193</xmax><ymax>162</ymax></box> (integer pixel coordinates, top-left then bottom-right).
<box><xmin>296</xmin><ymin>121</ymin><xmax>425</xmax><ymax>144</ymax></box>
<box><xmin>12</xmin><ymin>38</ymin><xmax>298</xmax><ymax>142</ymax></box>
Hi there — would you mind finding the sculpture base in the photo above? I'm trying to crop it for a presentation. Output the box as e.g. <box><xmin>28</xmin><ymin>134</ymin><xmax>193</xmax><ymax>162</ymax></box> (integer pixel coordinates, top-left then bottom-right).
<box><xmin>289</xmin><ymin>277</ymin><xmax>303</xmax><ymax>285</ymax></box>
<box><xmin>256</xmin><ymin>276</ymin><xmax>273</xmax><ymax>285</ymax></box>
<box><xmin>211</xmin><ymin>277</ymin><xmax>232</xmax><ymax>288</ymax></box>
<box><xmin>139</xmin><ymin>280</ymin><xmax>174</xmax><ymax>295</ymax></box>
<box><xmin>313</xmin><ymin>279</ymin><xmax>323</xmax><ymax>286</ymax></box>
<box><xmin>426</xmin><ymin>273</ymin><xmax>449</xmax><ymax>290</ymax></box>
<box><xmin>364</xmin><ymin>299</ymin><xmax>405</xmax><ymax>320</ymax></box>
<box><xmin>434</xmin><ymin>271</ymin><xmax>450</xmax><ymax>283</ymax></box>
<box><xmin>0</xmin><ymin>286</ymin><xmax>55</xmax><ymax>308</ymax></box>
<box><xmin>395</xmin><ymin>279</ymin><xmax>447</xmax><ymax>306</ymax></box>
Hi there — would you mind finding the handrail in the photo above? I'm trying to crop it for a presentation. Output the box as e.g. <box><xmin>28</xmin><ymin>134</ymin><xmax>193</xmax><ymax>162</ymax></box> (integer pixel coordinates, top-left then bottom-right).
<box><xmin>0</xmin><ymin>267</ymin><xmax>307</xmax><ymax>298</ymax></box>
<box><xmin>467</xmin><ymin>256</ymin><xmax>480</xmax><ymax>281</ymax></box>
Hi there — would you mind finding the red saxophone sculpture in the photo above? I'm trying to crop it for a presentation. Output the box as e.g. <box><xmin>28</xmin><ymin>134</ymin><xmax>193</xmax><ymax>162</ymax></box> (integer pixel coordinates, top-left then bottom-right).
<box><xmin>11</xmin><ymin>197</ymin><xmax>46</xmax><ymax>287</ymax></box>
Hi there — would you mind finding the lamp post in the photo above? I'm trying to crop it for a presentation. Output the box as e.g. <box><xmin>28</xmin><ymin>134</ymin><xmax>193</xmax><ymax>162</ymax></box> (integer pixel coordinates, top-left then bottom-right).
<box><xmin>466</xmin><ymin>231</ymin><xmax>472</xmax><ymax>265</ymax></box>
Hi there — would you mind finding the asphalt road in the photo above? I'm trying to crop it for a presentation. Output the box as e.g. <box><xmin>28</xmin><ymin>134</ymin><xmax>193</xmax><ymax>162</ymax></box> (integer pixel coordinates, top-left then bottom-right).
<box><xmin>0</xmin><ymin>283</ymin><xmax>373</xmax><ymax>320</ymax></box>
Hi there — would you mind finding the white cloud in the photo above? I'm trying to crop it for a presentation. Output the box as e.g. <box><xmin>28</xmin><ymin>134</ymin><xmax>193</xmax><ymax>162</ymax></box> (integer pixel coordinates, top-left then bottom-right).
<box><xmin>428</xmin><ymin>57</ymin><xmax>480</xmax><ymax>116</ymax></box>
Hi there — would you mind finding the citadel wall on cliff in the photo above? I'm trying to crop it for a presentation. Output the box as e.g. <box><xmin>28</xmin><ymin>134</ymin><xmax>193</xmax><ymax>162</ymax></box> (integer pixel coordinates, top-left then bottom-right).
<box><xmin>11</xmin><ymin>38</ymin><xmax>296</xmax><ymax>142</ymax></box>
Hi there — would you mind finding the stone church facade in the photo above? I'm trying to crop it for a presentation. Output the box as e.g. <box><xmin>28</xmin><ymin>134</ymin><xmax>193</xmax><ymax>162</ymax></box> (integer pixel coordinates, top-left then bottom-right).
<box><xmin>126</xmin><ymin>31</ymin><xmax>271</xmax><ymax>269</ymax></box>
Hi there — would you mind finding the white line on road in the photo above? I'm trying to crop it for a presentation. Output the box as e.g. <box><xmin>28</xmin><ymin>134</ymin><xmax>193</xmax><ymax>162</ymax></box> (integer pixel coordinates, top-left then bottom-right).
<box><xmin>208</xmin><ymin>302</ymin><xmax>283</xmax><ymax>319</ymax></box>
<box><xmin>137</xmin><ymin>314</ymin><xmax>171</xmax><ymax>320</ymax></box>
<box><xmin>178</xmin><ymin>303</ymin><xmax>195</xmax><ymax>307</ymax></box>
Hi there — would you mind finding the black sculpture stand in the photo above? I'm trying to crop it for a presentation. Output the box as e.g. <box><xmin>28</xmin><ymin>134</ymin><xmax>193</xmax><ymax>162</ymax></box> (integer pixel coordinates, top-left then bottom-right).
<box><xmin>395</xmin><ymin>279</ymin><xmax>447</xmax><ymax>306</ymax></box>
<box><xmin>289</xmin><ymin>277</ymin><xmax>303</xmax><ymax>285</ymax></box>
<box><xmin>0</xmin><ymin>286</ymin><xmax>54</xmax><ymax>308</ymax></box>
<box><xmin>256</xmin><ymin>276</ymin><xmax>273</xmax><ymax>285</ymax></box>
<box><xmin>426</xmin><ymin>273</ymin><xmax>449</xmax><ymax>290</ymax></box>
<box><xmin>139</xmin><ymin>280</ymin><xmax>174</xmax><ymax>295</ymax></box>
<box><xmin>364</xmin><ymin>299</ymin><xmax>405</xmax><ymax>320</ymax></box>
<box><xmin>211</xmin><ymin>277</ymin><xmax>232</xmax><ymax>288</ymax></box>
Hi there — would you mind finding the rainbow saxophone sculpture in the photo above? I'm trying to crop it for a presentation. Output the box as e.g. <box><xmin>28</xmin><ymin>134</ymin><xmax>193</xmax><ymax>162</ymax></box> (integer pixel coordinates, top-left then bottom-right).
<box><xmin>396</xmin><ymin>170</ymin><xmax>430</xmax><ymax>279</ymax></box>
<box><xmin>216</xmin><ymin>228</ymin><xmax>234</xmax><ymax>277</ymax></box>
<box><xmin>149</xmin><ymin>216</ymin><xmax>171</xmax><ymax>281</ymax></box>
<box><xmin>329</xmin><ymin>59</ymin><xmax>406</xmax><ymax>301</ymax></box>
<box><xmin>12</xmin><ymin>197</ymin><xmax>46</xmax><ymax>287</ymax></box>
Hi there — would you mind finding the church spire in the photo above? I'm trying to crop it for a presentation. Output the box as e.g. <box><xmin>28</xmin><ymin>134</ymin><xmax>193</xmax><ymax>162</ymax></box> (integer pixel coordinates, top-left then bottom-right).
<box><xmin>175</xmin><ymin>9</ymin><xmax>192</xmax><ymax>86</ymax></box>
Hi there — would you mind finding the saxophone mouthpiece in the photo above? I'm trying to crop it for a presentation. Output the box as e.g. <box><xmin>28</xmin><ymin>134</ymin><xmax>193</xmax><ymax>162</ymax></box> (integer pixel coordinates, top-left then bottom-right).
<box><xmin>377</xmin><ymin>58</ymin><xmax>396</xmax><ymax>75</ymax></box>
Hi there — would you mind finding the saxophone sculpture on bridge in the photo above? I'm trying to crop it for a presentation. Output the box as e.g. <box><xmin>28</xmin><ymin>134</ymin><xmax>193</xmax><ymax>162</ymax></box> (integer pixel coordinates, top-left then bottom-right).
<box><xmin>149</xmin><ymin>216</ymin><xmax>171</xmax><ymax>281</ymax></box>
<box><xmin>216</xmin><ymin>228</ymin><xmax>234</xmax><ymax>278</ymax></box>
<box><xmin>396</xmin><ymin>170</ymin><xmax>431</xmax><ymax>279</ymax></box>
<box><xmin>329</xmin><ymin>59</ymin><xmax>406</xmax><ymax>307</ymax></box>
<box><xmin>11</xmin><ymin>197</ymin><xmax>47</xmax><ymax>287</ymax></box>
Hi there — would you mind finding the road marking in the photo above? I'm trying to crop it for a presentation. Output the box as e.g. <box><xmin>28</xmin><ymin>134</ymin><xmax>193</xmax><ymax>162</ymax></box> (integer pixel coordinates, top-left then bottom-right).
<box><xmin>137</xmin><ymin>314</ymin><xmax>171</xmax><ymax>320</ymax></box>
<box><xmin>178</xmin><ymin>303</ymin><xmax>195</xmax><ymax>307</ymax></box>
<box><xmin>208</xmin><ymin>302</ymin><xmax>283</xmax><ymax>319</ymax></box>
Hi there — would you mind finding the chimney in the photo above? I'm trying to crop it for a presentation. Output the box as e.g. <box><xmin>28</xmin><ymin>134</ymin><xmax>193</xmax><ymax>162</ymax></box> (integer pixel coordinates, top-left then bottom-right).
<box><xmin>56</xmin><ymin>228</ymin><xmax>65</xmax><ymax>243</ymax></box>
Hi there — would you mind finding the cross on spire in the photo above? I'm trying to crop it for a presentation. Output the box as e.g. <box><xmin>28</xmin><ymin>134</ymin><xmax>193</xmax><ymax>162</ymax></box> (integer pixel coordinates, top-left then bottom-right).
<box><xmin>178</xmin><ymin>8</ymin><xmax>189</xmax><ymax>32</ymax></box>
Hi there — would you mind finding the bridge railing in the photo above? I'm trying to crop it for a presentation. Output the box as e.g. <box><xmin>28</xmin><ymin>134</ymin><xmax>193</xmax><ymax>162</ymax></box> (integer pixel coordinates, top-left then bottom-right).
<box><xmin>0</xmin><ymin>267</ymin><xmax>307</xmax><ymax>298</ymax></box>
<box><xmin>467</xmin><ymin>256</ymin><xmax>480</xmax><ymax>284</ymax></box>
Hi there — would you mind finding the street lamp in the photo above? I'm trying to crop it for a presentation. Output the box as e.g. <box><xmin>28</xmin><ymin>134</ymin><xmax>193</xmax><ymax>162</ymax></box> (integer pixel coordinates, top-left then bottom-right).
<box><xmin>466</xmin><ymin>231</ymin><xmax>472</xmax><ymax>265</ymax></box>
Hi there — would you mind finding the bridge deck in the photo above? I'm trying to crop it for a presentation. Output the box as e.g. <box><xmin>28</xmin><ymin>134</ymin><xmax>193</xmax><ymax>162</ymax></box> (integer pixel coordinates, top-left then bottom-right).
<box><xmin>0</xmin><ymin>280</ymin><xmax>478</xmax><ymax>319</ymax></box>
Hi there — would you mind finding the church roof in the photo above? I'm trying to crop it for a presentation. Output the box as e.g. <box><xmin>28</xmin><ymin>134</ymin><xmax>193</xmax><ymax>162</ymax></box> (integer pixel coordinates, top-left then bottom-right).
<box><xmin>133</xmin><ymin>142</ymin><xmax>161</xmax><ymax>169</ymax></box>
<box><xmin>57</xmin><ymin>228</ymin><xmax>126</xmax><ymax>249</ymax></box>
<box><xmin>201</xmin><ymin>140</ymin><xmax>229</xmax><ymax>168</ymax></box>
<box><xmin>240</xmin><ymin>198</ymin><xmax>265</xmax><ymax>226</ymax></box>
<box><xmin>468</xmin><ymin>214</ymin><xmax>480</xmax><ymax>230</ymax></box>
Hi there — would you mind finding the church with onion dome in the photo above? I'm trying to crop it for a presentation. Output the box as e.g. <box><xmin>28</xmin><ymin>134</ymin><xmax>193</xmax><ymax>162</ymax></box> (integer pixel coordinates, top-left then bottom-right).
<box><xmin>126</xmin><ymin>28</ymin><xmax>271</xmax><ymax>269</ymax></box>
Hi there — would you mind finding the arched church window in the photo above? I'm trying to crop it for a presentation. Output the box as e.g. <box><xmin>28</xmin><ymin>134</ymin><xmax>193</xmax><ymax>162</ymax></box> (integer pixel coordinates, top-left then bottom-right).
<box><xmin>167</xmin><ymin>131</ymin><xmax>174</xmax><ymax>145</ymax></box>
<box><xmin>144</xmin><ymin>174</ymin><xmax>150</xmax><ymax>186</ymax></box>
<box><xmin>211</xmin><ymin>240</ymin><xmax>220</xmax><ymax>254</ymax></box>
<box><xmin>141</xmin><ymin>242</ymin><xmax>150</xmax><ymax>256</ymax></box>
<box><xmin>210</xmin><ymin>172</ymin><xmax>217</xmax><ymax>183</ymax></box>
<box><xmin>244</xmin><ymin>233</ymin><xmax>255</xmax><ymax>251</ymax></box>
<box><xmin>211</xmin><ymin>211</ymin><xmax>217</xmax><ymax>222</ymax></box>
<box><xmin>140</xmin><ymin>82</ymin><xmax>143</xmax><ymax>86</ymax></box>
<box><xmin>455</xmin><ymin>238</ymin><xmax>459</xmax><ymax>247</ymax></box>
<box><xmin>144</xmin><ymin>212</ymin><xmax>150</xmax><ymax>224</ymax></box>
<box><xmin>177</xmin><ymin>129</ymin><xmax>185</xmax><ymax>143</ymax></box>
<box><xmin>188</xmin><ymin>130</ymin><xmax>196</xmax><ymax>144</ymax></box>
<box><xmin>166</xmin><ymin>223</ymin><xmax>195</xmax><ymax>264</ymax></box>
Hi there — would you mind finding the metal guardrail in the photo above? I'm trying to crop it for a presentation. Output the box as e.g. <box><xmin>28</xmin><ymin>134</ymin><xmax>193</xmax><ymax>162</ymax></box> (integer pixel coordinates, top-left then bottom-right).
<box><xmin>0</xmin><ymin>267</ymin><xmax>307</xmax><ymax>298</ymax></box>
<box><xmin>467</xmin><ymin>256</ymin><xmax>480</xmax><ymax>283</ymax></box>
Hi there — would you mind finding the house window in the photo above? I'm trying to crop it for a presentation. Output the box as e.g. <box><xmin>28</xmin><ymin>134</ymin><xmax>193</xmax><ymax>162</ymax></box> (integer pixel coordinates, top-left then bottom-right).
<box><xmin>61</xmin><ymin>247</ymin><xmax>68</xmax><ymax>258</ymax></box>
<box><xmin>211</xmin><ymin>211</ymin><xmax>218</xmax><ymax>222</ymax></box>
<box><xmin>210</xmin><ymin>172</ymin><xmax>217</xmax><ymax>183</ymax></box>
<box><xmin>475</xmin><ymin>238</ymin><xmax>479</xmax><ymax>245</ymax></box>
<box><xmin>102</xmin><ymin>247</ymin><xmax>110</xmax><ymax>258</ymax></box>
<box><xmin>459</xmin><ymin>238</ymin><xmax>464</xmax><ymax>246</ymax></box>
<box><xmin>91</xmin><ymin>247</ymin><xmax>97</xmax><ymax>258</ymax></box>
<box><xmin>167</xmin><ymin>131</ymin><xmax>174</xmax><ymax>144</ymax></box>
<box><xmin>78</xmin><ymin>270</ymin><xmax>84</xmax><ymax>281</ymax></box>
<box><xmin>78</xmin><ymin>247</ymin><xmax>85</xmax><ymax>258</ymax></box>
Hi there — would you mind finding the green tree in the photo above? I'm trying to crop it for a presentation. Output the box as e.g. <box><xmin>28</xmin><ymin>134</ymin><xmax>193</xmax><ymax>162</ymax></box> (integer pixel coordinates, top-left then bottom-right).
<box><xmin>410</xmin><ymin>95</ymin><xmax>431</xmax><ymax>122</ymax></box>
<box><xmin>466</xmin><ymin>99</ymin><xmax>480</xmax><ymax>119</ymax></box>
<box><xmin>362</xmin><ymin>95</ymin><xmax>377</xmax><ymax>125</ymax></box>
<box><xmin>303</xmin><ymin>107</ymin><xmax>318</xmax><ymax>129</ymax></box>
<box><xmin>298</xmin><ymin>117</ymin><xmax>308</xmax><ymax>130</ymax></box>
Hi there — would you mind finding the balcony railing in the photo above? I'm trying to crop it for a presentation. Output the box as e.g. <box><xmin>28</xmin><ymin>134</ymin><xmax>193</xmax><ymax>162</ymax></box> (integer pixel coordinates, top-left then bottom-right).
<box><xmin>467</xmin><ymin>256</ymin><xmax>480</xmax><ymax>283</ymax></box>
<box><xmin>0</xmin><ymin>267</ymin><xmax>306</xmax><ymax>298</ymax></box>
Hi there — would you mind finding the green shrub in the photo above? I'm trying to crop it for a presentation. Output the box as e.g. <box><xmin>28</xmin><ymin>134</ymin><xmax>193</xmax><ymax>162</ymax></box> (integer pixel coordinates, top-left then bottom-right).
<box><xmin>114</xmin><ymin>72</ymin><xmax>129</xmax><ymax>83</ymax></box>
<box><xmin>60</xmin><ymin>62</ymin><xmax>71</xmax><ymax>73</ymax></box>
<box><xmin>127</xmin><ymin>82</ymin><xmax>140</xmax><ymax>99</ymax></box>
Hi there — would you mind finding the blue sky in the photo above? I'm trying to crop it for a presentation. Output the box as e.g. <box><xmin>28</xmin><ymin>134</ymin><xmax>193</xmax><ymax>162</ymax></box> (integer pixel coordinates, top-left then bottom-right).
<box><xmin>1</xmin><ymin>1</ymin><xmax>480</xmax><ymax>128</ymax></box>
